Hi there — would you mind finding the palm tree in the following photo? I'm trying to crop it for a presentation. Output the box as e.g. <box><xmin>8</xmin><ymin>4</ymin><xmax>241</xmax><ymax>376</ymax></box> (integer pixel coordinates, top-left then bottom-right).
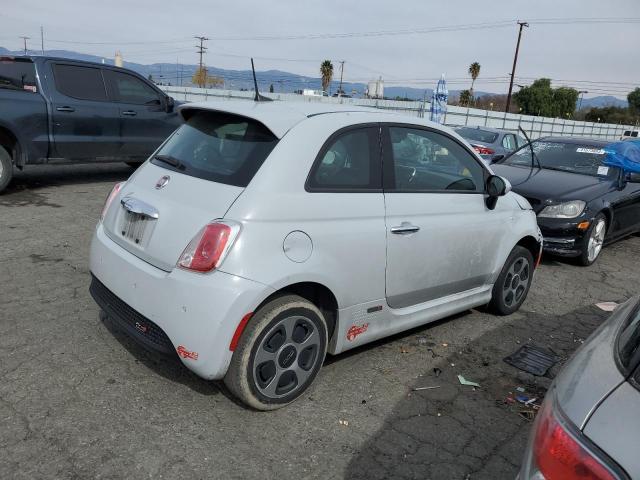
<box><xmin>468</xmin><ymin>62</ymin><xmax>481</xmax><ymax>102</ymax></box>
<box><xmin>320</xmin><ymin>60</ymin><xmax>334</xmax><ymax>94</ymax></box>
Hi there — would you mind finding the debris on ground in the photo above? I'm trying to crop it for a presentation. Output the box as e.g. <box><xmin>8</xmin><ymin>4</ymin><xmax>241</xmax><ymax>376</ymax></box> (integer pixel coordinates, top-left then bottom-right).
<box><xmin>433</xmin><ymin>367</ymin><xmax>442</xmax><ymax>378</ymax></box>
<box><xmin>515</xmin><ymin>395</ymin><xmax>538</xmax><ymax>406</ymax></box>
<box><xmin>518</xmin><ymin>410</ymin><xmax>536</xmax><ymax>421</ymax></box>
<box><xmin>457</xmin><ymin>375</ymin><xmax>480</xmax><ymax>387</ymax></box>
<box><xmin>516</xmin><ymin>386</ymin><xmax>526</xmax><ymax>393</ymax></box>
<box><xmin>413</xmin><ymin>386</ymin><xmax>441</xmax><ymax>391</ymax></box>
<box><xmin>503</xmin><ymin>344</ymin><xmax>559</xmax><ymax>376</ymax></box>
<box><xmin>400</xmin><ymin>346</ymin><xmax>411</xmax><ymax>354</ymax></box>
<box><xmin>442</xmin><ymin>343</ymin><xmax>449</xmax><ymax>347</ymax></box>
<box><xmin>595</xmin><ymin>301</ymin><xmax>618</xmax><ymax>312</ymax></box>
<box><xmin>338</xmin><ymin>419</ymin><xmax>349</xmax><ymax>426</ymax></box>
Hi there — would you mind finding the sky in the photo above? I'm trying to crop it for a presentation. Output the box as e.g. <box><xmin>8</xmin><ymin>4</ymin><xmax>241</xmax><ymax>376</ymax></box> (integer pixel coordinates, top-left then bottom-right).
<box><xmin>1</xmin><ymin>0</ymin><xmax>639</xmax><ymax>98</ymax></box>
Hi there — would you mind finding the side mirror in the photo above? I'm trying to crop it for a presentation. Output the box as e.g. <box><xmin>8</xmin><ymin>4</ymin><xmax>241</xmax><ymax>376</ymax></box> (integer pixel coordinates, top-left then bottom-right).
<box><xmin>165</xmin><ymin>96</ymin><xmax>175</xmax><ymax>113</ymax></box>
<box><xmin>490</xmin><ymin>154</ymin><xmax>505</xmax><ymax>164</ymax></box>
<box><xmin>626</xmin><ymin>172</ymin><xmax>640</xmax><ymax>183</ymax></box>
<box><xmin>485</xmin><ymin>175</ymin><xmax>511</xmax><ymax>210</ymax></box>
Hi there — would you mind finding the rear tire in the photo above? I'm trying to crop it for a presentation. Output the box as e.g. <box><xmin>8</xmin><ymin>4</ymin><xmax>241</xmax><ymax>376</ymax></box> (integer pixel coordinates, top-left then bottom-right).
<box><xmin>224</xmin><ymin>295</ymin><xmax>328</xmax><ymax>411</ymax></box>
<box><xmin>488</xmin><ymin>246</ymin><xmax>534</xmax><ymax>316</ymax></box>
<box><xmin>0</xmin><ymin>145</ymin><xmax>13</xmax><ymax>194</ymax></box>
<box><xmin>577</xmin><ymin>214</ymin><xmax>606</xmax><ymax>266</ymax></box>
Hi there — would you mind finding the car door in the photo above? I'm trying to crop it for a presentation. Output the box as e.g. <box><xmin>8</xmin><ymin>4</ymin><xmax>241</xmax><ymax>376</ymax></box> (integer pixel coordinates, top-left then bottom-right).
<box><xmin>103</xmin><ymin>69</ymin><xmax>178</xmax><ymax>160</ymax></box>
<box><xmin>382</xmin><ymin>125</ymin><xmax>508</xmax><ymax>309</ymax></box>
<box><xmin>49</xmin><ymin>62</ymin><xmax>121</xmax><ymax>160</ymax></box>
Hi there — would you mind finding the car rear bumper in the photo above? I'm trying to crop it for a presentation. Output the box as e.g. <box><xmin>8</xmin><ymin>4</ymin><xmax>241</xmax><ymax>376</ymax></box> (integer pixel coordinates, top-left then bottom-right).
<box><xmin>89</xmin><ymin>223</ymin><xmax>274</xmax><ymax>380</ymax></box>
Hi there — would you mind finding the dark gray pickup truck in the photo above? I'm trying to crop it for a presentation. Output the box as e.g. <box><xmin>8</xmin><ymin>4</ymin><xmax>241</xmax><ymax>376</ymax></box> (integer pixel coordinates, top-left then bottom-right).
<box><xmin>0</xmin><ymin>56</ymin><xmax>182</xmax><ymax>192</ymax></box>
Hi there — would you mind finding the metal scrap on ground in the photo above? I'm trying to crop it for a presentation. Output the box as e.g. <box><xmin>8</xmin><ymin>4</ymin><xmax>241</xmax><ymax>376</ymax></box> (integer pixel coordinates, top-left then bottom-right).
<box><xmin>503</xmin><ymin>344</ymin><xmax>559</xmax><ymax>376</ymax></box>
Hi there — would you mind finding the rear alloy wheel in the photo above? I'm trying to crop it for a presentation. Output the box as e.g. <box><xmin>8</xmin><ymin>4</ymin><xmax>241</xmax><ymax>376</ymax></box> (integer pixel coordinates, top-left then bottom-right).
<box><xmin>488</xmin><ymin>246</ymin><xmax>534</xmax><ymax>315</ymax></box>
<box><xmin>0</xmin><ymin>145</ymin><xmax>13</xmax><ymax>194</ymax></box>
<box><xmin>224</xmin><ymin>295</ymin><xmax>328</xmax><ymax>410</ymax></box>
<box><xmin>578</xmin><ymin>214</ymin><xmax>606</xmax><ymax>266</ymax></box>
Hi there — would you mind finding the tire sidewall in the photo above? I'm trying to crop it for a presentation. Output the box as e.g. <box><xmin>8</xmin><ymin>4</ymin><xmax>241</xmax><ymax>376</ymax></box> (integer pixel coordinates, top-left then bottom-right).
<box><xmin>226</xmin><ymin>296</ymin><xmax>328</xmax><ymax>410</ymax></box>
<box><xmin>578</xmin><ymin>214</ymin><xmax>606</xmax><ymax>266</ymax></box>
<box><xmin>0</xmin><ymin>145</ymin><xmax>13</xmax><ymax>193</ymax></box>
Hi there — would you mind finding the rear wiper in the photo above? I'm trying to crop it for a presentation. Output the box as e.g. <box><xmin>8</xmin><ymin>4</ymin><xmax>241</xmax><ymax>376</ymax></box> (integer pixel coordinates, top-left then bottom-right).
<box><xmin>153</xmin><ymin>154</ymin><xmax>185</xmax><ymax>170</ymax></box>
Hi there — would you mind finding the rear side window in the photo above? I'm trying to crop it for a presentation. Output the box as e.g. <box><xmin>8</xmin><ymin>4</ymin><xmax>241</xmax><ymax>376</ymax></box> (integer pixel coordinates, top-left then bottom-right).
<box><xmin>151</xmin><ymin>111</ymin><xmax>278</xmax><ymax>187</ymax></box>
<box><xmin>307</xmin><ymin>127</ymin><xmax>381</xmax><ymax>191</ymax></box>
<box><xmin>387</xmin><ymin>127</ymin><xmax>484</xmax><ymax>192</ymax></box>
<box><xmin>0</xmin><ymin>58</ymin><xmax>37</xmax><ymax>92</ymax></box>
<box><xmin>53</xmin><ymin>64</ymin><xmax>107</xmax><ymax>101</ymax></box>
<box><xmin>502</xmin><ymin>134</ymin><xmax>516</xmax><ymax>151</ymax></box>
<box><xmin>104</xmin><ymin>70</ymin><xmax>160</xmax><ymax>105</ymax></box>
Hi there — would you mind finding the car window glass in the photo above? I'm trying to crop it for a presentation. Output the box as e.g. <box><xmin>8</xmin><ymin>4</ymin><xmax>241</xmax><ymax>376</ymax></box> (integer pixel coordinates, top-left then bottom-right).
<box><xmin>516</xmin><ymin>135</ymin><xmax>528</xmax><ymax>147</ymax></box>
<box><xmin>502</xmin><ymin>134</ymin><xmax>516</xmax><ymax>151</ymax></box>
<box><xmin>53</xmin><ymin>64</ymin><xmax>107</xmax><ymax>101</ymax></box>
<box><xmin>0</xmin><ymin>58</ymin><xmax>37</xmax><ymax>92</ymax></box>
<box><xmin>618</xmin><ymin>303</ymin><xmax>640</xmax><ymax>371</ymax></box>
<box><xmin>388</xmin><ymin>127</ymin><xmax>484</xmax><ymax>192</ymax></box>
<box><xmin>454</xmin><ymin>127</ymin><xmax>498</xmax><ymax>144</ymax></box>
<box><xmin>106</xmin><ymin>70</ymin><xmax>160</xmax><ymax>105</ymax></box>
<box><xmin>309</xmin><ymin>128</ymin><xmax>380</xmax><ymax>190</ymax></box>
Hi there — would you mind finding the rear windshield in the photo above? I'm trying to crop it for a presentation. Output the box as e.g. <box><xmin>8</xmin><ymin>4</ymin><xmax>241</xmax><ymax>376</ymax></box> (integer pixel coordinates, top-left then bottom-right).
<box><xmin>151</xmin><ymin>111</ymin><xmax>278</xmax><ymax>187</ymax></box>
<box><xmin>618</xmin><ymin>300</ymin><xmax>640</xmax><ymax>373</ymax></box>
<box><xmin>455</xmin><ymin>127</ymin><xmax>499</xmax><ymax>144</ymax></box>
<box><xmin>502</xmin><ymin>140</ymin><xmax>618</xmax><ymax>178</ymax></box>
<box><xmin>0</xmin><ymin>57</ymin><xmax>37</xmax><ymax>93</ymax></box>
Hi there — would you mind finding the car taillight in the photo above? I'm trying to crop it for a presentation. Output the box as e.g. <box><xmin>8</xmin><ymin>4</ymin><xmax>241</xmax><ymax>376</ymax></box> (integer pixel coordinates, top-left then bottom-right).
<box><xmin>177</xmin><ymin>221</ymin><xmax>241</xmax><ymax>272</ymax></box>
<box><xmin>531</xmin><ymin>397</ymin><xmax>619</xmax><ymax>480</ymax></box>
<box><xmin>101</xmin><ymin>182</ymin><xmax>124</xmax><ymax>220</ymax></box>
<box><xmin>472</xmin><ymin>145</ymin><xmax>495</xmax><ymax>155</ymax></box>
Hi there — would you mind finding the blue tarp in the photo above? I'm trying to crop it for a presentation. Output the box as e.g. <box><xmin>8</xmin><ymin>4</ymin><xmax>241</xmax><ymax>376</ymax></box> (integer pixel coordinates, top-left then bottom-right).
<box><xmin>603</xmin><ymin>139</ymin><xmax>640</xmax><ymax>174</ymax></box>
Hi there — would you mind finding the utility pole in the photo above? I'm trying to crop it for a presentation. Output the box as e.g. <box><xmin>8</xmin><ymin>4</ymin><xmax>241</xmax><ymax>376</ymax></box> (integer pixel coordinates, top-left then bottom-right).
<box><xmin>194</xmin><ymin>36</ymin><xmax>209</xmax><ymax>88</ymax></box>
<box><xmin>578</xmin><ymin>90</ymin><xmax>588</xmax><ymax>111</ymax></box>
<box><xmin>19</xmin><ymin>36</ymin><xmax>30</xmax><ymax>55</ymax></box>
<box><xmin>40</xmin><ymin>26</ymin><xmax>44</xmax><ymax>54</ymax></box>
<box><xmin>505</xmin><ymin>21</ymin><xmax>528</xmax><ymax>113</ymax></box>
<box><xmin>338</xmin><ymin>60</ymin><xmax>345</xmax><ymax>96</ymax></box>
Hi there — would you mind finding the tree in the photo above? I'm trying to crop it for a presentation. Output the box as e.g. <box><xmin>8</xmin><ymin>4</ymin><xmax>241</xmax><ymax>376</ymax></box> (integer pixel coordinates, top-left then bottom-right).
<box><xmin>584</xmin><ymin>106</ymin><xmax>636</xmax><ymax>124</ymax></box>
<box><xmin>468</xmin><ymin>62</ymin><xmax>481</xmax><ymax>101</ymax></box>
<box><xmin>269</xmin><ymin>84</ymin><xmax>274</xmax><ymax>93</ymax></box>
<box><xmin>513</xmin><ymin>78</ymin><xmax>578</xmax><ymax>117</ymax></box>
<box><xmin>148</xmin><ymin>74</ymin><xmax>154</xmax><ymax>83</ymax></box>
<box><xmin>320</xmin><ymin>60</ymin><xmax>334</xmax><ymax>94</ymax></box>
<box><xmin>458</xmin><ymin>89</ymin><xmax>472</xmax><ymax>107</ymax></box>
<box><xmin>192</xmin><ymin>67</ymin><xmax>223</xmax><ymax>88</ymax></box>
<box><xmin>628</xmin><ymin>88</ymin><xmax>640</xmax><ymax>112</ymax></box>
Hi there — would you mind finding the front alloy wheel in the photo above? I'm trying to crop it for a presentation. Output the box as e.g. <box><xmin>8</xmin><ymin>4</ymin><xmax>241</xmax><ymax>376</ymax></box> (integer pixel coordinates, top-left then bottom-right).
<box><xmin>488</xmin><ymin>245</ymin><xmax>534</xmax><ymax>315</ymax></box>
<box><xmin>579</xmin><ymin>214</ymin><xmax>607</xmax><ymax>266</ymax></box>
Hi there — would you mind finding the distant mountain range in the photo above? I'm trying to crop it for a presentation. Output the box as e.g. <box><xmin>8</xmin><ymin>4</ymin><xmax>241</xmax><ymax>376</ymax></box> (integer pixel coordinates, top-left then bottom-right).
<box><xmin>0</xmin><ymin>46</ymin><xmax>629</xmax><ymax>108</ymax></box>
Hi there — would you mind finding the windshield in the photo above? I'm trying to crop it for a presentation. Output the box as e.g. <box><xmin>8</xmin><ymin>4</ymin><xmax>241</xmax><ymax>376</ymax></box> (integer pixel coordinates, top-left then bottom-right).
<box><xmin>455</xmin><ymin>127</ymin><xmax>499</xmax><ymax>144</ymax></box>
<box><xmin>0</xmin><ymin>57</ymin><xmax>37</xmax><ymax>92</ymax></box>
<box><xmin>618</xmin><ymin>300</ymin><xmax>640</xmax><ymax>373</ymax></box>
<box><xmin>151</xmin><ymin>111</ymin><xmax>278</xmax><ymax>187</ymax></box>
<box><xmin>502</xmin><ymin>140</ymin><xmax>619</xmax><ymax>178</ymax></box>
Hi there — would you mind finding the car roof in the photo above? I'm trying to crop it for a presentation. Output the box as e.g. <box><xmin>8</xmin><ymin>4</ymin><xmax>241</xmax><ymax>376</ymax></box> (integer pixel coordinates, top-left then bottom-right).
<box><xmin>454</xmin><ymin>126</ymin><xmax>509</xmax><ymax>134</ymax></box>
<box><xmin>178</xmin><ymin>100</ymin><xmax>389</xmax><ymax>138</ymax></box>
<box><xmin>538</xmin><ymin>136</ymin><xmax>610</xmax><ymax>146</ymax></box>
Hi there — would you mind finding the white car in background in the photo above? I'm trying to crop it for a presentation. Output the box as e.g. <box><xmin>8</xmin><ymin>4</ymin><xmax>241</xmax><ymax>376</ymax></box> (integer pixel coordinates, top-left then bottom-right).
<box><xmin>90</xmin><ymin>101</ymin><xmax>542</xmax><ymax>410</ymax></box>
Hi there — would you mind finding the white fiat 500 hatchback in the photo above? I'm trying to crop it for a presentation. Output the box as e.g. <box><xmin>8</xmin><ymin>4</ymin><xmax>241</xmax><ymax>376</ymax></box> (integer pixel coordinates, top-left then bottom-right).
<box><xmin>90</xmin><ymin>101</ymin><xmax>542</xmax><ymax>410</ymax></box>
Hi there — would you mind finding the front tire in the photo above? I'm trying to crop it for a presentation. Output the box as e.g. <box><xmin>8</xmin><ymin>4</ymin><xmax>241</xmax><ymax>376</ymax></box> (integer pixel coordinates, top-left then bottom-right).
<box><xmin>577</xmin><ymin>214</ymin><xmax>606</xmax><ymax>266</ymax></box>
<box><xmin>488</xmin><ymin>246</ymin><xmax>534</xmax><ymax>315</ymax></box>
<box><xmin>224</xmin><ymin>295</ymin><xmax>328</xmax><ymax>411</ymax></box>
<box><xmin>0</xmin><ymin>145</ymin><xmax>13</xmax><ymax>194</ymax></box>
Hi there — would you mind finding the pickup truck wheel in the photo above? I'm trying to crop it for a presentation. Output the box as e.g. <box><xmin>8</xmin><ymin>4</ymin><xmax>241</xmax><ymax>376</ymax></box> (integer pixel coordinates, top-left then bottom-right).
<box><xmin>224</xmin><ymin>294</ymin><xmax>328</xmax><ymax>410</ymax></box>
<box><xmin>0</xmin><ymin>145</ymin><xmax>13</xmax><ymax>194</ymax></box>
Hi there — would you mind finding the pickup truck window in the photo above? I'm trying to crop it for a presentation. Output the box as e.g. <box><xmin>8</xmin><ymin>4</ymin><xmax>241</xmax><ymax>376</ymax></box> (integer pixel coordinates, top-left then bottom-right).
<box><xmin>105</xmin><ymin>70</ymin><xmax>160</xmax><ymax>105</ymax></box>
<box><xmin>53</xmin><ymin>64</ymin><xmax>107</xmax><ymax>101</ymax></box>
<box><xmin>0</xmin><ymin>58</ymin><xmax>37</xmax><ymax>92</ymax></box>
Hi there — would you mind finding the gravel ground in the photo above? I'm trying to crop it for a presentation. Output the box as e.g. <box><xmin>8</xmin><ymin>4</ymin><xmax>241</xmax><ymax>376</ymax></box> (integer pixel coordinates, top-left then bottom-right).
<box><xmin>1</xmin><ymin>164</ymin><xmax>638</xmax><ymax>480</ymax></box>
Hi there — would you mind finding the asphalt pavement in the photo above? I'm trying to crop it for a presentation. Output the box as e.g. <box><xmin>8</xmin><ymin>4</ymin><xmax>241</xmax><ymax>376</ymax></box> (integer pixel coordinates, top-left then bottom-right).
<box><xmin>1</xmin><ymin>164</ymin><xmax>638</xmax><ymax>479</ymax></box>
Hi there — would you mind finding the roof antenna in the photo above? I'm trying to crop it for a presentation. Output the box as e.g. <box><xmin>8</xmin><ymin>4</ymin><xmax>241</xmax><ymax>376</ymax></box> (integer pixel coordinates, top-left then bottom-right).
<box><xmin>251</xmin><ymin>58</ymin><xmax>272</xmax><ymax>102</ymax></box>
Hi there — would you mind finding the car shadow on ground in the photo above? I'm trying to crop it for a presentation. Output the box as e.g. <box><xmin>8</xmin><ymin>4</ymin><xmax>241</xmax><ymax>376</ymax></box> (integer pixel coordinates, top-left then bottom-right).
<box><xmin>0</xmin><ymin>164</ymin><xmax>133</xmax><ymax>207</ymax></box>
<box><xmin>342</xmin><ymin>303</ymin><xmax>610</xmax><ymax>480</ymax></box>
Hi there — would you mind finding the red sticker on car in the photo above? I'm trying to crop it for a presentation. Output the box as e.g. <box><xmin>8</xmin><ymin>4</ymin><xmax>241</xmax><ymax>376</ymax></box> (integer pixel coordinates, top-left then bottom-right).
<box><xmin>346</xmin><ymin>323</ymin><xmax>369</xmax><ymax>341</ymax></box>
<box><xmin>177</xmin><ymin>345</ymin><xmax>198</xmax><ymax>360</ymax></box>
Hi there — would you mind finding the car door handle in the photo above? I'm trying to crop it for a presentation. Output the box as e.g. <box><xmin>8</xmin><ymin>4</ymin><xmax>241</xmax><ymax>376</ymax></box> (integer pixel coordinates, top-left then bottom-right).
<box><xmin>56</xmin><ymin>106</ymin><xmax>75</xmax><ymax>112</ymax></box>
<box><xmin>391</xmin><ymin>222</ymin><xmax>420</xmax><ymax>234</ymax></box>
<box><xmin>122</xmin><ymin>110</ymin><xmax>137</xmax><ymax>116</ymax></box>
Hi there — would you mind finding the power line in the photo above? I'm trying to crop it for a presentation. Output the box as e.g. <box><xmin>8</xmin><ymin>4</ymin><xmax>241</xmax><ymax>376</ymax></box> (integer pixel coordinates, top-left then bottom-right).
<box><xmin>506</xmin><ymin>21</ymin><xmax>529</xmax><ymax>112</ymax></box>
<box><xmin>194</xmin><ymin>36</ymin><xmax>209</xmax><ymax>88</ymax></box>
<box><xmin>19</xmin><ymin>36</ymin><xmax>30</xmax><ymax>54</ymax></box>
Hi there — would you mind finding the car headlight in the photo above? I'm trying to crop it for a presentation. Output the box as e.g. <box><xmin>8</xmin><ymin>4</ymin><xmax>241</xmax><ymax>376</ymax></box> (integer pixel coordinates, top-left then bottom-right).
<box><xmin>538</xmin><ymin>200</ymin><xmax>586</xmax><ymax>219</ymax></box>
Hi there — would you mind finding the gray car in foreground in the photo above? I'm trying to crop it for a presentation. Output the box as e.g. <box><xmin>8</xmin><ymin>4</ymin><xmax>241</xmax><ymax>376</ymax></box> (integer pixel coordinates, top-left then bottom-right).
<box><xmin>519</xmin><ymin>296</ymin><xmax>640</xmax><ymax>479</ymax></box>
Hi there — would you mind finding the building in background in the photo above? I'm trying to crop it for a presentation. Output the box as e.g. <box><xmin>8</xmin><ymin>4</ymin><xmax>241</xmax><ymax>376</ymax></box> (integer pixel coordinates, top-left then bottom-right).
<box><xmin>366</xmin><ymin>77</ymin><xmax>384</xmax><ymax>99</ymax></box>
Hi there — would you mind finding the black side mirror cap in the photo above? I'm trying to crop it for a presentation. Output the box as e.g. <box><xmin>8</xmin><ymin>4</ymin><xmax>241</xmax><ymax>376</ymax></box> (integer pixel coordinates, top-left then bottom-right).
<box><xmin>490</xmin><ymin>154</ymin><xmax>505</xmax><ymax>164</ymax></box>
<box><xmin>485</xmin><ymin>175</ymin><xmax>511</xmax><ymax>210</ymax></box>
<box><xmin>626</xmin><ymin>172</ymin><xmax>640</xmax><ymax>183</ymax></box>
<box><xmin>165</xmin><ymin>96</ymin><xmax>175</xmax><ymax>113</ymax></box>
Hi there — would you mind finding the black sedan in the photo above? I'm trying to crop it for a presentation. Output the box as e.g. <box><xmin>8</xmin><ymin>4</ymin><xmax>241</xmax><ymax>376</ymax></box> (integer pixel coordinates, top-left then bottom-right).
<box><xmin>492</xmin><ymin>137</ymin><xmax>640</xmax><ymax>265</ymax></box>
